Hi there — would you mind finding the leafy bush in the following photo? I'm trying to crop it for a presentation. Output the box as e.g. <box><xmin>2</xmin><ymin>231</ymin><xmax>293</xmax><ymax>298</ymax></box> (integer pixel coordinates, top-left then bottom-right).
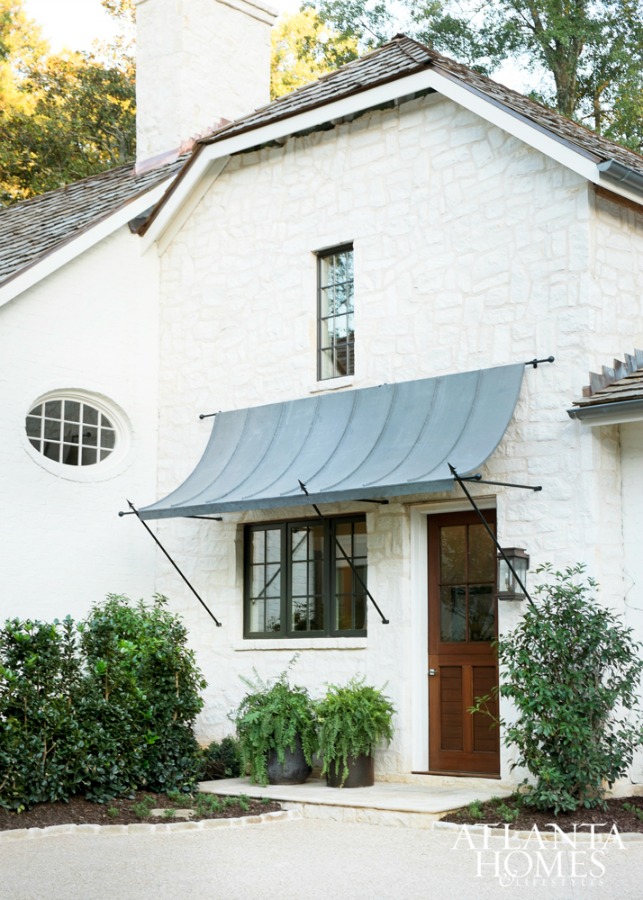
<box><xmin>477</xmin><ymin>564</ymin><xmax>643</xmax><ymax>813</ymax></box>
<box><xmin>200</xmin><ymin>736</ymin><xmax>243</xmax><ymax>780</ymax></box>
<box><xmin>232</xmin><ymin>664</ymin><xmax>317</xmax><ymax>785</ymax></box>
<box><xmin>316</xmin><ymin>678</ymin><xmax>395</xmax><ymax>786</ymax></box>
<box><xmin>0</xmin><ymin>595</ymin><xmax>206</xmax><ymax>810</ymax></box>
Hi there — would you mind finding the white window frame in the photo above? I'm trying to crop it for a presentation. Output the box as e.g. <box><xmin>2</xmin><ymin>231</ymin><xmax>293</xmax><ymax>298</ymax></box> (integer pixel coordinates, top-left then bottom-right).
<box><xmin>24</xmin><ymin>389</ymin><xmax>131</xmax><ymax>482</ymax></box>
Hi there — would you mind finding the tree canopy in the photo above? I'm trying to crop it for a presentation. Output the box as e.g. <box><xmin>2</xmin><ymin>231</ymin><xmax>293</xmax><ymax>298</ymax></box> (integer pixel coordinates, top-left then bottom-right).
<box><xmin>271</xmin><ymin>7</ymin><xmax>358</xmax><ymax>97</ymax></box>
<box><xmin>0</xmin><ymin>0</ymin><xmax>135</xmax><ymax>205</ymax></box>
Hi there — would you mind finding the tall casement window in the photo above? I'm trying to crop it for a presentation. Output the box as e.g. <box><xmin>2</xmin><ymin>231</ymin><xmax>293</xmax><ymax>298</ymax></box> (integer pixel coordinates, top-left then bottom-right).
<box><xmin>245</xmin><ymin>516</ymin><xmax>367</xmax><ymax>638</ymax></box>
<box><xmin>317</xmin><ymin>244</ymin><xmax>354</xmax><ymax>380</ymax></box>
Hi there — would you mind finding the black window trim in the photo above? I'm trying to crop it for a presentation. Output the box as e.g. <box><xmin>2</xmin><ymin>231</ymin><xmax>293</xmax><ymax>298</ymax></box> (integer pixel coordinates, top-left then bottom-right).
<box><xmin>316</xmin><ymin>242</ymin><xmax>355</xmax><ymax>382</ymax></box>
<box><xmin>243</xmin><ymin>513</ymin><xmax>367</xmax><ymax>639</ymax></box>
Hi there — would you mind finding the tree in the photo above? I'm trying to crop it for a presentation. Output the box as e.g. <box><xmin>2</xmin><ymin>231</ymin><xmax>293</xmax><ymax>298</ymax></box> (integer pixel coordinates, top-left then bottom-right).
<box><xmin>271</xmin><ymin>8</ymin><xmax>359</xmax><ymax>97</ymax></box>
<box><xmin>308</xmin><ymin>0</ymin><xmax>643</xmax><ymax>149</ymax></box>
<box><xmin>0</xmin><ymin>0</ymin><xmax>136</xmax><ymax>205</ymax></box>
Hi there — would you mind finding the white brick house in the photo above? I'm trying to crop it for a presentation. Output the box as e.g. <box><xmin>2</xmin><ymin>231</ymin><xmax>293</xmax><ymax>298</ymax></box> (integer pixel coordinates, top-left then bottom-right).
<box><xmin>2</xmin><ymin>0</ymin><xmax>643</xmax><ymax>785</ymax></box>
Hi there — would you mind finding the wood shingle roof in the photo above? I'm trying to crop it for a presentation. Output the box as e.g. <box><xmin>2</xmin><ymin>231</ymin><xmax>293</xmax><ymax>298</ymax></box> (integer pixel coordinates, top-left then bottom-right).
<box><xmin>2</xmin><ymin>34</ymin><xmax>643</xmax><ymax>291</ymax></box>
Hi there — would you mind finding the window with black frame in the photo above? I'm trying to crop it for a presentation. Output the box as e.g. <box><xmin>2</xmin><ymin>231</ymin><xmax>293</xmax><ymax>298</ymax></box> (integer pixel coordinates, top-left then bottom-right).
<box><xmin>244</xmin><ymin>516</ymin><xmax>367</xmax><ymax>638</ymax></box>
<box><xmin>317</xmin><ymin>244</ymin><xmax>354</xmax><ymax>380</ymax></box>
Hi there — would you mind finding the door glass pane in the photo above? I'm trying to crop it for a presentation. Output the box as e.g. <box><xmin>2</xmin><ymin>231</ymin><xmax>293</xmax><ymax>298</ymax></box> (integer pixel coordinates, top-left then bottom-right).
<box><xmin>440</xmin><ymin>526</ymin><xmax>466</xmax><ymax>583</ymax></box>
<box><xmin>469</xmin><ymin>585</ymin><xmax>495</xmax><ymax>642</ymax></box>
<box><xmin>469</xmin><ymin>524</ymin><xmax>496</xmax><ymax>582</ymax></box>
<box><xmin>440</xmin><ymin>585</ymin><xmax>466</xmax><ymax>642</ymax></box>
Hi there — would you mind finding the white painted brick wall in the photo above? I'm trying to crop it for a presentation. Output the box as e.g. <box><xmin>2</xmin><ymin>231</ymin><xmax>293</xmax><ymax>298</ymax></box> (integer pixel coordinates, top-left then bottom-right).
<box><xmin>0</xmin><ymin>230</ymin><xmax>160</xmax><ymax>620</ymax></box>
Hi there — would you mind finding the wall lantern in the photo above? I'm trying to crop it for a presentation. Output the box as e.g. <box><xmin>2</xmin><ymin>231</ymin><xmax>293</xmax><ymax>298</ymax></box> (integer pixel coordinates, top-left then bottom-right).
<box><xmin>497</xmin><ymin>548</ymin><xmax>530</xmax><ymax>601</ymax></box>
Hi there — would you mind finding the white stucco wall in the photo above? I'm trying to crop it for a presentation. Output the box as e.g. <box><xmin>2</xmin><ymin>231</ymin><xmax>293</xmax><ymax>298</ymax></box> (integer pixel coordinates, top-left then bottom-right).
<box><xmin>0</xmin><ymin>229</ymin><xmax>160</xmax><ymax>621</ymax></box>
<box><xmin>135</xmin><ymin>0</ymin><xmax>275</xmax><ymax>161</ymax></box>
<box><xmin>146</xmin><ymin>90</ymin><xmax>643</xmax><ymax>781</ymax></box>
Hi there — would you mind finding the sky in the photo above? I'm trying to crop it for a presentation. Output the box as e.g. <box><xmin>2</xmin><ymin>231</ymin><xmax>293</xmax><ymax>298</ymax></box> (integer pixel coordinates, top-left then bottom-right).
<box><xmin>22</xmin><ymin>0</ymin><xmax>302</xmax><ymax>53</ymax></box>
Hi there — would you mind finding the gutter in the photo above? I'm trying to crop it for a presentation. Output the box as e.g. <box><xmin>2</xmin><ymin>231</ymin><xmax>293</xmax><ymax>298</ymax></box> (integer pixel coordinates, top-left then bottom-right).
<box><xmin>567</xmin><ymin>398</ymin><xmax>643</xmax><ymax>424</ymax></box>
<box><xmin>597</xmin><ymin>160</ymin><xmax>643</xmax><ymax>194</ymax></box>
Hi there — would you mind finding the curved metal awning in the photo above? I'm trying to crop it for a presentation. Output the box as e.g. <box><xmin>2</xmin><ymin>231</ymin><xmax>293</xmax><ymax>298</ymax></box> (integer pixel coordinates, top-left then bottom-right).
<box><xmin>139</xmin><ymin>363</ymin><xmax>524</xmax><ymax>519</ymax></box>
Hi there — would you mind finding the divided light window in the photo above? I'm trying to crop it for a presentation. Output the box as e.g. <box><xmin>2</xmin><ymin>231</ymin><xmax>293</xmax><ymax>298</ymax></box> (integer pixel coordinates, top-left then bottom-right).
<box><xmin>245</xmin><ymin>516</ymin><xmax>367</xmax><ymax>638</ymax></box>
<box><xmin>317</xmin><ymin>244</ymin><xmax>354</xmax><ymax>380</ymax></box>
<box><xmin>26</xmin><ymin>398</ymin><xmax>116</xmax><ymax>466</ymax></box>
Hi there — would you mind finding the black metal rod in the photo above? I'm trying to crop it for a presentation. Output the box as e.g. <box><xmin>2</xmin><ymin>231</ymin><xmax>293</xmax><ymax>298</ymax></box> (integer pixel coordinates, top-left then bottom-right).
<box><xmin>459</xmin><ymin>475</ymin><xmax>542</xmax><ymax>492</ymax></box>
<box><xmin>525</xmin><ymin>356</ymin><xmax>555</xmax><ymax>368</ymax></box>
<box><xmin>124</xmin><ymin>500</ymin><xmax>222</xmax><ymax>627</ymax></box>
<box><xmin>448</xmin><ymin>466</ymin><xmax>536</xmax><ymax>611</ymax></box>
<box><xmin>297</xmin><ymin>480</ymin><xmax>390</xmax><ymax>625</ymax></box>
<box><xmin>199</xmin><ymin>412</ymin><xmax>217</xmax><ymax>420</ymax></box>
<box><xmin>188</xmin><ymin>515</ymin><xmax>224</xmax><ymax>521</ymax></box>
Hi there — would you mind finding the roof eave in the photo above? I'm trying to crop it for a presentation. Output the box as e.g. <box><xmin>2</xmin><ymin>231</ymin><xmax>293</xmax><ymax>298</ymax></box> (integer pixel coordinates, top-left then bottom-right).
<box><xmin>0</xmin><ymin>177</ymin><xmax>174</xmax><ymax>308</ymax></box>
<box><xmin>567</xmin><ymin>398</ymin><xmax>643</xmax><ymax>426</ymax></box>
<box><xmin>140</xmin><ymin>66</ymin><xmax>643</xmax><ymax>248</ymax></box>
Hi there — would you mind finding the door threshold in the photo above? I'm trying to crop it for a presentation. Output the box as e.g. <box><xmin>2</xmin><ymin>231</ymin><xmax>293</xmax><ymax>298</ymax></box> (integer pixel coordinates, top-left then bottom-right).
<box><xmin>413</xmin><ymin>770</ymin><xmax>501</xmax><ymax>780</ymax></box>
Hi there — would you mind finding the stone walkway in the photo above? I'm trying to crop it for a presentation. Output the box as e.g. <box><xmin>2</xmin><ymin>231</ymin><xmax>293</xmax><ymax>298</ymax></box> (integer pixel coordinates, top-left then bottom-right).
<box><xmin>1</xmin><ymin>816</ymin><xmax>641</xmax><ymax>899</ymax></box>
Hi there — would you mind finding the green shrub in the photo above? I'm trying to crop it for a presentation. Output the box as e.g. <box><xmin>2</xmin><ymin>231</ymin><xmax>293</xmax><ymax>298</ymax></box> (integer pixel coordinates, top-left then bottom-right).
<box><xmin>200</xmin><ymin>736</ymin><xmax>243</xmax><ymax>780</ymax></box>
<box><xmin>475</xmin><ymin>564</ymin><xmax>643</xmax><ymax>813</ymax></box>
<box><xmin>0</xmin><ymin>595</ymin><xmax>206</xmax><ymax>810</ymax></box>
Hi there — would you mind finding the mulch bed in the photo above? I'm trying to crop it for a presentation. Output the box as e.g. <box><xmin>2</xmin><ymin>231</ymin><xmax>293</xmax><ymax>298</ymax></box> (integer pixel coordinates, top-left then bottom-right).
<box><xmin>0</xmin><ymin>792</ymin><xmax>281</xmax><ymax>832</ymax></box>
<box><xmin>441</xmin><ymin>794</ymin><xmax>643</xmax><ymax>833</ymax></box>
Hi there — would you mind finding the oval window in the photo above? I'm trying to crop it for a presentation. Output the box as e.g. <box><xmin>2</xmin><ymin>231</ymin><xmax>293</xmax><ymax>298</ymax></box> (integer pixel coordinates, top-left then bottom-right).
<box><xmin>26</xmin><ymin>397</ymin><xmax>118</xmax><ymax>467</ymax></box>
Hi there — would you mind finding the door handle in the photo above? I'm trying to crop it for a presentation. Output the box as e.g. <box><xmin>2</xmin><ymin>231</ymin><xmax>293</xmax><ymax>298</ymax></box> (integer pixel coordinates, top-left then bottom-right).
<box><xmin>428</xmin><ymin>668</ymin><xmax>437</xmax><ymax>676</ymax></box>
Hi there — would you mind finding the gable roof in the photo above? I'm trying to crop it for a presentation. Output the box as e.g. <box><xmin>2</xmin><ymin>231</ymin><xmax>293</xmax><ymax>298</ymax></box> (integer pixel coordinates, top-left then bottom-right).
<box><xmin>3</xmin><ymin>34</ymin><xmax>642</xmax><ymax>300</ymax></box>
<box><xmin>200</xmin><ymin>35</ymin><xmax>643</xmax><ymax>178</ymax></box>
<box><xmin>0</xmin><ymin>158</ymin><xmax>183</xmax><ymax>296</ymax></box>
<box><xmin>141</xmin><ymin>35</ymin><xmax>643</xmax><ymax>240</ymax></box>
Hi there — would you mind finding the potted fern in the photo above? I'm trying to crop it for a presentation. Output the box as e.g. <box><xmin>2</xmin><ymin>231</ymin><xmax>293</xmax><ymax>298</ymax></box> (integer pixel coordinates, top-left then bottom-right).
<box><xmin>232</xmin><ymin>666</ymin><xmax>317</xmax><ymax>786</ymax></box>
<box><xmin>316</xmin><ymin>678</ymin><xmax>395</xmax><ymax>788</ymax></box>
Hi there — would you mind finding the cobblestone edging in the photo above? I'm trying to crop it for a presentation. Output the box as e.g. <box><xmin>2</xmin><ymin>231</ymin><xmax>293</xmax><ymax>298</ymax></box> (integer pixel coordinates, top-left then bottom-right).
<box><xmin>0</xmin><ymin>808</ymin><xmax>300</xmax><ymax>842</ymax></box>
<box><xmin>432</xmin><ymin>820</ymin><xmax>643</xmax><ymax>844</ymax></box>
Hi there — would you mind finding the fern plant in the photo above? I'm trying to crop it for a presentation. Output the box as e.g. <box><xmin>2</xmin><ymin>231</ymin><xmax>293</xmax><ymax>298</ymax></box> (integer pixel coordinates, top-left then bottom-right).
<box><xmin>231</xmin><ymin>665</ymin><xmax>317</xmax><ymax>785</ymax></box>
<box><xmin>316</xmin><ymin>678</ymin><xmax>395</xmax><ymax>786</ymax></box>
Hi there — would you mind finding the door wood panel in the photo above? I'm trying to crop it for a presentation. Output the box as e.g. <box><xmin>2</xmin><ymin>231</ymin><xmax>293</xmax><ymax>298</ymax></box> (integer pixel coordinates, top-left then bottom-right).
<box><xmin>428</xmin><ymin>511</ymin><xmax>500</xmax><ymax>776</ymax></box>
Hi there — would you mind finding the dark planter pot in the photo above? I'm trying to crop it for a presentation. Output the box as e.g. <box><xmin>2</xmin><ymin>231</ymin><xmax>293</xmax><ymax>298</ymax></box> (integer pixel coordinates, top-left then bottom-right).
<box><xmin>266</xmin><ymin>735</ymin><xmax>312</xmax><ymax>785</ymax></box>
<box><xmin>325</xmin><ymin>754</ymin><xmax>374</xmax><ymax>788</ymax></box>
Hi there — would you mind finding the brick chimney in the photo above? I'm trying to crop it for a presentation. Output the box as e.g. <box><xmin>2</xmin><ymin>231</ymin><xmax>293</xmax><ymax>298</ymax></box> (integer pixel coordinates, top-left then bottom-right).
<box><xmin>135</xmin><ymin>0</ymin><xmax>276</xmax><ymax>163</ymax></box>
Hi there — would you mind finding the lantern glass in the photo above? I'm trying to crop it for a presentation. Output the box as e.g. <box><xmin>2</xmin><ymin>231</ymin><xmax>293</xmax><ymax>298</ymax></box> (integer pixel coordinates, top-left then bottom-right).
<box><xmin>497</xmin><ymin>548</ymin><xmax>529</xmax><ymax>600</ymax></box>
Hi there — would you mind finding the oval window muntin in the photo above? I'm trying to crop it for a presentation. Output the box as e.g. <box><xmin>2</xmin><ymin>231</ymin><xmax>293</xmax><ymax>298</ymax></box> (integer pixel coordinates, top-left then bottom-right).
<box><xmin>24</xmin><ymin>390</ymin><xmax>130</xmax><ymax>481</ymax></box>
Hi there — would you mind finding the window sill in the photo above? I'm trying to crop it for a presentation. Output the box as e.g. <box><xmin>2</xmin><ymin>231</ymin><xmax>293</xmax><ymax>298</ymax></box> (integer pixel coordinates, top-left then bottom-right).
<box><xmin>309</xmin><ymin>375</ymin><xmax>354</xmax><ymax>394</ymax></box>
<box><xmin>234</xmin><ymin>638</ymin><xmax>367</xmax><ymax>651</ymax></box>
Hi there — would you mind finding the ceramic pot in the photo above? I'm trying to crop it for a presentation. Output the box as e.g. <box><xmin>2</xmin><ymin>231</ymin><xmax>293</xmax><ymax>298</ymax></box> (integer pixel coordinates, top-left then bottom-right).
<box><xmin>266</xmin><ymin>734</ymin><xmax>311</xmax><ymax>785</ymax></box>
<box><xmin>325</xmin><ymin>754</ymin><xmax>374</xmax><ymax>788</ymax></box>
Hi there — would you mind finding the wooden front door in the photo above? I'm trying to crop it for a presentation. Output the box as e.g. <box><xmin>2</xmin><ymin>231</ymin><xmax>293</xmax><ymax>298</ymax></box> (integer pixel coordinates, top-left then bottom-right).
<box><xmin>428</xmin><ymin>511</ymin><xmax>500</xmax><ymax>776</ymax></box>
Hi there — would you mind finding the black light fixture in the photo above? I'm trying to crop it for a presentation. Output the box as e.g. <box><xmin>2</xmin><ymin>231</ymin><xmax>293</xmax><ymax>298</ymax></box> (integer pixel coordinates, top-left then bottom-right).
<box><xmin>497</xmin><ymin>548</ymin><xmax>530</xmax><ymax>601</ymax></box>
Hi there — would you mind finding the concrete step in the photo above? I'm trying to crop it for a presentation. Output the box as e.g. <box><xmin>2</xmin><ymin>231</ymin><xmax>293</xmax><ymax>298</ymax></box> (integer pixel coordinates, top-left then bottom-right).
<box><xmin>200</xmin><ymin>776</ymin><xmax>513</xmax><ymax>830</ymax></box>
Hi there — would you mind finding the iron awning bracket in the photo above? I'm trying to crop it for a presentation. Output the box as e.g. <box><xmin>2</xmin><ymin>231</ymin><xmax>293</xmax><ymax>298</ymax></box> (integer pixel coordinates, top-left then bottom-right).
<box><xmin>120</xmin><ymin>500</ymin><xmax>223</xmax><ymax>627</ymax></box>
<box><xmin>448</xmin><ymin>465</ymin><xmax>536</xmax><ymax>610</ymax></box>
<box><xmin>458</xmin><ymin>474</ymin><xmax>542</xmax><ymax>492</ymax></box>
<box><xmin>525</xmin><ymin>356</ymin><xmax>555</xmax><ymax>368</ymax></box>
<box><xmin>298</xmin><ymin>480</ymin><xmax>390</xmax><ymax>625</ymax></box>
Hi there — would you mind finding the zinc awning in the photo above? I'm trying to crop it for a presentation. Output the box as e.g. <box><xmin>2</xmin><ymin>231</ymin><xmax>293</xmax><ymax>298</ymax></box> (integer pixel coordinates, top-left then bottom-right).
<box><xmin>139</xmin><ymin>363</ymin><xmax>524</xmax><ymax>520</ymax></box>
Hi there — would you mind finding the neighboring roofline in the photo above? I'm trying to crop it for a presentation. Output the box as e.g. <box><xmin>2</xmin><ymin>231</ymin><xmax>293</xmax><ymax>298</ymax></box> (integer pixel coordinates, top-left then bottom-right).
<box><xmin>139</xmin><ymin>62</ymin><xmax>643</xmax><ymax>247</ymax></box>
<box><xmin>0</xmin><ymin>178</ymin><xmax>173</xmax><ymax>308</ymax></box>
<box><xmin>567</xmin><ymin>398</ymin><xmax>643</xmax><ymax>426</ymax></box>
